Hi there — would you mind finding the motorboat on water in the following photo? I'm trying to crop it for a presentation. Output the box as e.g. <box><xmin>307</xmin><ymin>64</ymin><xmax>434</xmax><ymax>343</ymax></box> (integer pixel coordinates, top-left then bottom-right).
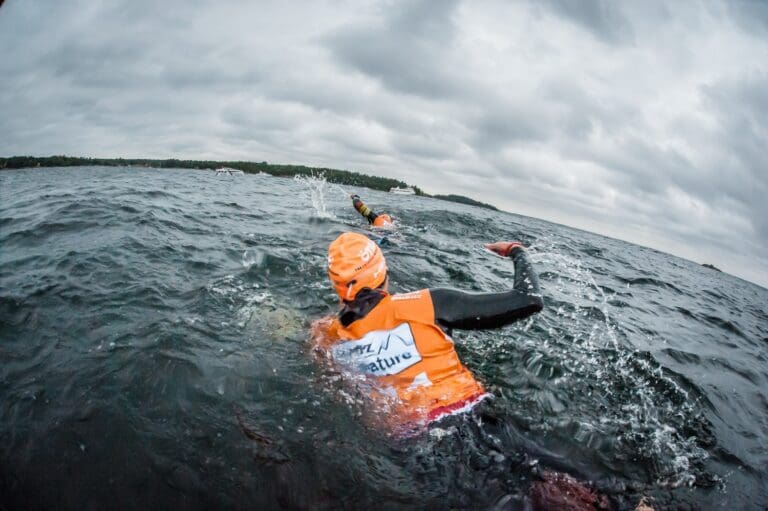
<box><xmin>215</xmin><ymin>167</ymin><xmax>244</xmax><ymax>176</ymax></box>
<box><xmin>389</xmin><ymin>186</ymin><xmax>415</xmax><ymax>195</ymax></box>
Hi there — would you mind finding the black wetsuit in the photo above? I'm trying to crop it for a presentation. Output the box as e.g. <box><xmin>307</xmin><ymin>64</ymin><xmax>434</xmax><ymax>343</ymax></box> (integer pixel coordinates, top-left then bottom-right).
<box><xmin>340</xmin><ymin>246</ymin><xmax>543</xmax><ymax>328</ymax></box>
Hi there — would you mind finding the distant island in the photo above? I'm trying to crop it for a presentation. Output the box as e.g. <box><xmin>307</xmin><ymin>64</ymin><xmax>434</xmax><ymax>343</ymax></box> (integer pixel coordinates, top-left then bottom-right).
<box><xmin>432</xmin><ymin>194</ymin><xmax>498</xmax><ymax>211</ymax></box>
<box><xmin>702</xmin><ymin>263</ymin><xmax>722</xmax><ymax>272</ymax></box>
<box><xmin>0</xmin><ymin>155</ymin><xmax>498</xmax><ymax>211</ymax></box>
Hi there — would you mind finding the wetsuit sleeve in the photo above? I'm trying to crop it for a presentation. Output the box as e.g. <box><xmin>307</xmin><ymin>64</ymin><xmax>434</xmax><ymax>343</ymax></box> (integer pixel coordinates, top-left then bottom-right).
<box><xmin>429</xmin><ymin>247</ymin><xmax>543</xmax><ymax>330</ymax></box>
<box><xmin>352</xmin><ymin>197</ymin><xmax>379</xmax><ymax>224</ymax></box>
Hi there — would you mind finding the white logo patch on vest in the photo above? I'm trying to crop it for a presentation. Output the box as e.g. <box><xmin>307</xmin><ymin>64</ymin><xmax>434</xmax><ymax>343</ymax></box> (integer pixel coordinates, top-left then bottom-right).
<box><xmin>332</xmin><ymin>323</ymin><xmax>421</xmax><ymax>376</ymax></box>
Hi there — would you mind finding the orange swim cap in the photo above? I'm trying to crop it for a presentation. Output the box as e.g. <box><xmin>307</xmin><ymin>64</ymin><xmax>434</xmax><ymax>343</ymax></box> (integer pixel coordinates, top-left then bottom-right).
<box><xmin>328</xmin><ymin>232</ymin><xmax>387</xmax><ymax>301</ymax></box>
<box><xmin>373</xmin><ymin>214</ymin><xmax>393</xmax><ymax>227</ymax></box>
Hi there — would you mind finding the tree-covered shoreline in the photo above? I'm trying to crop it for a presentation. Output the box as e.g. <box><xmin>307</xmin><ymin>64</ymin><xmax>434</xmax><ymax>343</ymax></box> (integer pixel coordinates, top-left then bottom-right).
<box><xmin>0</xmin><ymin>155</ymin><xmax>499</xmax><ymax>211</ymax></box>
<box><xmin>432</xmin><ymin>194</ymin><xmax>498</xmax><ymax>211</ymax></box>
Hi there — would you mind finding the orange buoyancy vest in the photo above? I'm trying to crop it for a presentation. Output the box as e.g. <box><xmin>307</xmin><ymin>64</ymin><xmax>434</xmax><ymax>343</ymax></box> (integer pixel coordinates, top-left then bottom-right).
<box><xmin>314</xmin><ymin>289</ymin><xmax>488</xmax><ymax>426</ymax></box>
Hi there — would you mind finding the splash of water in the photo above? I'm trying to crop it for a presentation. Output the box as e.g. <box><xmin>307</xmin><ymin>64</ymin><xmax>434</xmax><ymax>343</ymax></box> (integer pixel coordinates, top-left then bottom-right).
<box><xmin>293</xmin><ymin>173</ymin><xmax>348</xmax><ymax>219</ymax></box>
<box><xmin>528</xmin><ymin>246</ymin><xmax>711</xmax><ymax>488</ymax></box>
<box><xmin>330</xmin><ymin>182</ymin><xmax>350</xmax><ymax>198</ymax></box>
<box><xmin>463</xmin><ymin>242</ymin><xmax>710</xmax><ymax>487</ymax></box>
<box><xmin>242</xmin><ymin>249</ymin><xmax>265</xmax><ymax>268</ymax></box>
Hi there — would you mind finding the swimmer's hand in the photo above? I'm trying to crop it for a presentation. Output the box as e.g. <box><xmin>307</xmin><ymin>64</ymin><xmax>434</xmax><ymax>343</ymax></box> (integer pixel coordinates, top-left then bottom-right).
<box><xmin>310</xmin><ymin>315</ymin><xmax>338</xmax><ymax>353</ymax></box>
<box><xmin>484</xmin><ymin>241</ymin><xmax>524</xmax><ymax>257</ymax></box>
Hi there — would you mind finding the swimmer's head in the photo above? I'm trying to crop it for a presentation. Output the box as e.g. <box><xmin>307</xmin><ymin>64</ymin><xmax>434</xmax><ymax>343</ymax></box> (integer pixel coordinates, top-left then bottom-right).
<box><xmin>327</xmin><ymin>232</ymin><xmax>387</xmax><ymax>301</ymax></box>
<box><xmin>373</xmin><ymin>214</ymin><xmax>393</xmax><ymax>228</ymax></box>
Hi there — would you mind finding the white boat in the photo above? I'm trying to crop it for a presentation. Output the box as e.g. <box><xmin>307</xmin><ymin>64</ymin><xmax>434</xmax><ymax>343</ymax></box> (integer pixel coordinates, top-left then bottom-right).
<box><xmin>389</xmin><ymin>186</ymin><xmax>415</xmax><ymax>195</ymax></box>
<box><xmin>215</xmin><ymin>167</ymin><xmax>244</xmax><ymax>176</ymax></box>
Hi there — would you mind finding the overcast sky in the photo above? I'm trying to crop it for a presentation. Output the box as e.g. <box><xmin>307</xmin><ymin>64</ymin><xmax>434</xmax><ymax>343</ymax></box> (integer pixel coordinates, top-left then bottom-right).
<box><xmin>1</xmin><ymin>0</ymin><xmax>767</xmax><ymax>287</ymax></box>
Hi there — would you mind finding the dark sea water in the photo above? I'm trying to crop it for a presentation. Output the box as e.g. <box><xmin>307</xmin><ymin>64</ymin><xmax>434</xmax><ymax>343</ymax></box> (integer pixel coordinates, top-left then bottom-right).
<box><xmin>1</xmin><ymin>166</ymin><xmax>767</xmax><ymax>510</ymax></box>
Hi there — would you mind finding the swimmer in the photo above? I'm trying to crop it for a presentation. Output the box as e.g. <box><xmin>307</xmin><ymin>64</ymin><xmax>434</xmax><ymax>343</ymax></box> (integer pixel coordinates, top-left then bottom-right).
<box><xmin>350</xmin><ymin>194</ymin><xmax>394</xmax><ymax>228</ymax></box>
<box><xmin>311</xmin><ymin>233</ymin><xmax>543</xmax><ymax>430</ymax></box>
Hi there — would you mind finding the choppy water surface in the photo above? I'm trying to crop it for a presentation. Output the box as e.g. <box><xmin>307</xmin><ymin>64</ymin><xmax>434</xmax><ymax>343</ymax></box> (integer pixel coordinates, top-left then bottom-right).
<box><xmin>1</xmin><ymin>166</ymin><xmax>766</xmax><ymax>510</ymax></box>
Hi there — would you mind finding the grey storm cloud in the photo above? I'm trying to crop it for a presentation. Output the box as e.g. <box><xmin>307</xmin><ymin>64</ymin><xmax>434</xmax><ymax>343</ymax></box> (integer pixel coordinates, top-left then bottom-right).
<box><xmin>701</xmin><ymin>72</ymin><xmax>768</xmax><ymax>239</ymax></box>
<box><xmin>1</xmin><ymin>0</ymin><xmax>767</xmax><ymax>287</ymax></box>
<box><xmin>326</xmin><ymin>0</ymin><xmax>463</xmax><ymax>100</ymax></box>
<box><xmin>538</xmin><ymin>0</ymin><xmax>637</xmax><ymax>45</ymax></box>
<box><xmin>726</xmin><ymin>0</ymin><xmax>768</xmax><ymax>35</ymax></box>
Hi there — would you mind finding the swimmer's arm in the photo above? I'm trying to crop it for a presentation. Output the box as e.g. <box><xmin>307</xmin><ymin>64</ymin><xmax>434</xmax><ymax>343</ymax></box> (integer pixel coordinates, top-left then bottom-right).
<box><xmin>309</xmin><ymin>315</ymin><xmax>339</xmax><ymax>351</ymax></box>
<box><xmin>352</xmin><ymin>195</ymin><xmax>378</xmax><ymax>224</ymax></box>
<box><xmin>429</xmin><ymin>247</ymin><xmax>543</xmax><ymax>330</ymax></box>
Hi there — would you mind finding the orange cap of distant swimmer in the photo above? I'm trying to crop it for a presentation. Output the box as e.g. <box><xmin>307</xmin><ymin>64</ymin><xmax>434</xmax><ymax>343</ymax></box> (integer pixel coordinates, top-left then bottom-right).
<box><xmin>327</xmin><ymin>232</ymin><xmax>387</xmax><ymax>301</ymax></box>
<box><xmin>373</xmin><ymin>214</ymin><xmax>393</xmax><ymax>227</ymax></box>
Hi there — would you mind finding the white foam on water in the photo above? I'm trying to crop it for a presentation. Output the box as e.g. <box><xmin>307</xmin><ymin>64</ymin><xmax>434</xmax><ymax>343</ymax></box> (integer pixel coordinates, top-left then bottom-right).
<box><xmin>242</xmin><ymin>249</ymin><xmax>265</xmax><ymax>268</ymax></box>
<box><xmin>235</xmin><ymin>290</ymin><xmax>274</xmax><ymax>328</ymax></box>
<box><xmin>293</xmin><ymin>173</ymin><xmax>341</xmax><ymax>219</ymax></box>
<box><xmin>533</xmin><ymin>247</ymin><xmax>711</xmax><ymax>487</ymax></box>
<box><xmin>429</xmin><ymin>426</ymin><xmax>458</xmax><ymax>440</ymax></box>
<box><xmin>466</xmin><ymin>242</ymin><xmax>712</xmax><ymax>487</ymax></box>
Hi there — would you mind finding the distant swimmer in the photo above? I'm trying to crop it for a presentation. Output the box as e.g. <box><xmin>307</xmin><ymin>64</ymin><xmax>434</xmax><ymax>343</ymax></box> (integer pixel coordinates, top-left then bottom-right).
<box><xmin>350</xmin><ymin>194</ymin><xmax>394</xmax><ymax>228</ymax></box>
<box><xmin>311</xmin><ymin>233</ymin><xmax>543</xmax><ymax>431</ymax></box>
